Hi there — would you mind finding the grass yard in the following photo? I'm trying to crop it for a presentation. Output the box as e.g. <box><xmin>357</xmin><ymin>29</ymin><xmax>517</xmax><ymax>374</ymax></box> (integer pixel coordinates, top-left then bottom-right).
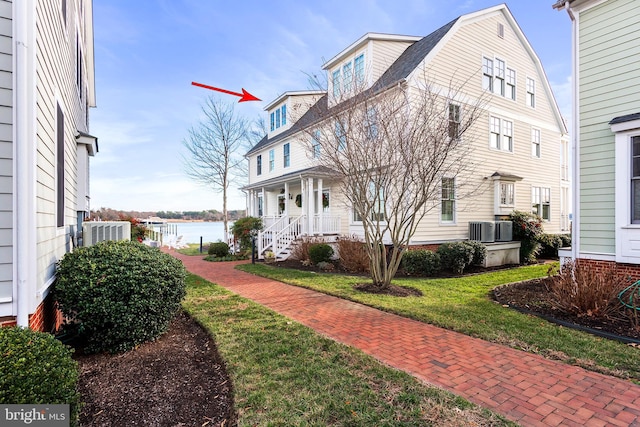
<box><xmin>183</xmin><ymin>274</ymin><xmax>513</xmax><ymax>426</ymax></box>
<box><xmin>176</xmin><ymin>243</ymin><xmax>209</xmax><ymax>256</ymax></box>
<box><xmin>236</xmin><ymin>263</ymin><xmax>640</xmax><ymax>381</ymax></box>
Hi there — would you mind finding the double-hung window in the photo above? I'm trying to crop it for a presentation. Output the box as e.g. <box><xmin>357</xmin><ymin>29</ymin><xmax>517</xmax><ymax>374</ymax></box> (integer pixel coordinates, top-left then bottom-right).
<box><xmin>283</xmin><ymin>143</ymin><xmax>290</xmax><ymax>168</ymax></box>
<box><xmin>448</xmin><ymin>104</ymin><xmax>461</xmax><ymax>140</ymax></box>
<box><xmin>531</xmin><ymin>128</ymin><xmax>541</xmax><ymax>158</ymax></box>
<box><xmin>500</xmin><ymin>182</ymin><xmax>514</xmax><ymax>206</ymax></box>
<box><xmin>353</xmin><ymin>181</ymin><xmax>385</xmax><ymax>222</ymax></box>
<box><xmin>270</xmin><ymin>113</ymin><xmax>274</xmax><ymax>131</ymax></box>
<box><xmin>495</xmin><ymin>59</ymin><xmax>505</xmax><ymax>96</ymax></box>
<box><xmin>256</xmin><ymin>155</ymin><xmax>262</xmax><ymax>176</ymax></box>
<box><xmin>526</xmin><ymin>77</ymin><xmax>536</xmax><ymax>107</ymax></box>
<box><xmin>335</xmin><ymin>120</ymin><xmax>346</xmax><ymax>151</ymax></box>
<box><xmin>366</xmin><ymin>107</ymin><xmax>378</xmax><ymax>140</ymax></box>
<box><xmin>482</xmin><ymin>57</ymin><xmax>493</xmax><ymax>92</ymax></box>
<box><xmin>332</xmin><ymin>70</ymin><xmax>341</xmax><ymax>97</ymax></box>
<box><xmin>506</xmin><ymin>68</ymin><xmax>516</xmax><ymax>100</ymax></box>
<box><xmin>275</xmin><ymin>109</ymin><xmax>280</xmax><ymax>129</ymax></box>
<box><xmin>342</xmin><ymin>61</ymin><xmax>353</xmax><ymax>92</ymax></box>
<box><xmin>532</xmin><ymin>186</ymin><xmax>550</xmax><ymax>220</ymax></box>
<box><xmin>489</xmin><ymin>116</ymin><xmax>513</xmax><ymax>152</ymax></box>
<box><xmin>632</xmin><ymin>136</ymin><xmax>640</xmax><ymax>223</ymax></box>
<box><xmin>281</xmin><ymin>105</ymin><xmax>286</xmax><ymax>125</ymax></box>
<box><xmin>354</xmin><ymin>53</ymin><xmax>365</xmax><ymax>85</ymax></box>
<box><xmin>312</xmin><ymin>130</ymin><xmax>321</xmax><ymax>159</ymax></box>
<box><xmin>269</xmin><ymin>149</ymin><xmax>275</xmax><ymax>172</ymax></box>
<box><xmin>441</xmin><ymin>178</ymin><xmax>455</xmax><ymax>222</ymax></box>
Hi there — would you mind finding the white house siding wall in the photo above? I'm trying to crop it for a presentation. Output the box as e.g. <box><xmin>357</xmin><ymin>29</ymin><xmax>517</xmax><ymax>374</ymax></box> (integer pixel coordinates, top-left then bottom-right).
<box><xmin>408</xmin><ymin>9</ymin><xmax>565</xmax><ymax>242</ymax></box>
<box><xmin>34</xmin><ymin>1</ymin><xmax>90</xmax><ymax>296</ymax></box>
<box><xmin>577</xmin><ymin>0</ymin><xmax>639</xmax><ymax>255</ymax></box>
<box><xmin>0</xmin><ymin>0</ymin><xmax>11</xmax><ymax>306</ymax></box>
<box><xmin>369</xmin><ymin>40</ymin><xmax>414</xmax><ymax>84</ymax></box>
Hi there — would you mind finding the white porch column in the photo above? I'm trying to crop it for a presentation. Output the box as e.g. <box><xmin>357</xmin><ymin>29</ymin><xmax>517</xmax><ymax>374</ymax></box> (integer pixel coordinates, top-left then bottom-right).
<box><xmin>317</xmin><ymin>178</ymin><xmax>323</xmax><ymax>236</ymax></box>
<box><xmin>307</xmin><ymin>177</ymin><xmax>314</xmax><ymax>234</ymax></box>
<box><xmin>261</xmin><ymin>187</ymin><xmax>266</xmax><ymax>216</ymax></box>
<box><xmin>284</xmin><ymin>182</ymin><xmax>290</xmax><ymax>216</ymax></box>
<box><xmin>248</xmin><ymin>190</ymin><xmax>254</xmax><ymax>216</ymax></box>
<box><xmin>300</xmin><ymin>177</ymin><xmax>307</xmax><ymax>234</ymax></box>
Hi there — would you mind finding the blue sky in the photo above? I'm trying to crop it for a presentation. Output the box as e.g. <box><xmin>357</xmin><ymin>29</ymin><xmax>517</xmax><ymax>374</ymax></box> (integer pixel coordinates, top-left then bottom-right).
<box><xmin>90</xmin><ymin>0</ymin><xmax>572</xmax><ymax>212</ymax></box>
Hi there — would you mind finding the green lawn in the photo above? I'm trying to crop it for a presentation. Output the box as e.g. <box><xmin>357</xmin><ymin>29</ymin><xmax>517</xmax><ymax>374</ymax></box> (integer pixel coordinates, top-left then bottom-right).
<box><xmin>236</xmin><ymin>263</ymin><xmax>640</xmax><ymax>381</ymax></box>
<box><xmin>176</xmin><ymin>243</ymin><xmax>209</xmax><ymax>256</ymax></box>
<box><xmin>183</xmin><ymin>274</ymin><xmax>514</xmax><ymax>426</ymax></box>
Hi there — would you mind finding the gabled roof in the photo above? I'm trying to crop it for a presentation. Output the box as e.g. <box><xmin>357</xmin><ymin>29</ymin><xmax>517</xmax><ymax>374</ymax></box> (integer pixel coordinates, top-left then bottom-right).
<box><xmin>322</xmin><ymin>33</ymin><xmax>422</xmax><ymax>70</ymax></box>
<box><xmin>263</xmin><ymin>90</ymin><xmax>325</xmax><ymax>111</ymax></box>
<box><xmin>247</xmin><ymin>3</ymin><xmax>567</xmax><ymax>156</ymax></box>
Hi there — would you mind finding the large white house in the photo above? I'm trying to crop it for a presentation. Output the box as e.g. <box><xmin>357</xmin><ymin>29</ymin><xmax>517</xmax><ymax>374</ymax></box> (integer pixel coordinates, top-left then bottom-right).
<box><xmin>0</xmin><ymin>0</ymin><xmax>98</xmax><ymax>331</ymax></box>
<box><xmin>553</xmin><ymin>0</ymin><xmax>640</xmax><ymax>278</ymax></box>
<box><xmin>244</xmin><ymin>4</ymin><xmax>568</xmax><ymax>259</ymax></box>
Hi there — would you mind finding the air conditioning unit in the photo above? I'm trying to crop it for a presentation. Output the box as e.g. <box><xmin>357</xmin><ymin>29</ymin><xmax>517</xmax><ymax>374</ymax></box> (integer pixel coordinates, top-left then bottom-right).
<box><xmin>82</xmin><ymin>221</ymin><xmax>131</xmax><ymax>246</ymax></box>
<box><xmin>469</xmin><ymin>221</ymin><xmax>495</xmax><ymax>243</ymax></box>
<box><xmin>495</xmin><ymin>221</ymin><xmax>513</xmax><ymax>242</ymax></box>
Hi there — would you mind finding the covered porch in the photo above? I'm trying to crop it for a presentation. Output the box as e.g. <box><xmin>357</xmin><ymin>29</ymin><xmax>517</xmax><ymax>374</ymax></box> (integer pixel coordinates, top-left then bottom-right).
<box><xmin>244</xmin><ymin>166</ymin><xmax>341</xmax><ymax>259</ymax></box>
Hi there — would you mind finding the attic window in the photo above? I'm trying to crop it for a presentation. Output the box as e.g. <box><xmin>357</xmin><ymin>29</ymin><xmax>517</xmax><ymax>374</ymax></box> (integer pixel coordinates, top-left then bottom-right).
<box><xmin>498</xmin><ymin>23</ymin><xmax>504</xmax><ymax>39</ymax></box>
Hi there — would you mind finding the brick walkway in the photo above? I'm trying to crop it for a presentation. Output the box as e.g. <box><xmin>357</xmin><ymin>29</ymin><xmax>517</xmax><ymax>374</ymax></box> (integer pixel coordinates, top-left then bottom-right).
<box><xmin>171</xmin><ymin>251</ymin><xmax>640</xmax><ymax>426</ymax></box>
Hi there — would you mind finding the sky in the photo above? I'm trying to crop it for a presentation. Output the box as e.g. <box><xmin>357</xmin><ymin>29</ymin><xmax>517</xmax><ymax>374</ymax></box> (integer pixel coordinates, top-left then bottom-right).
<box><xmin>90</xmin><ymin>0</ymin><xmax>572</xmax><ymax>213</ymax></box>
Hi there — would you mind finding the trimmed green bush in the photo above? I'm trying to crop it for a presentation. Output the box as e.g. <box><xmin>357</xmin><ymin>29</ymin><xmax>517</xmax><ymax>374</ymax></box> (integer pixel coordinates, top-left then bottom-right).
<box><xmin>510</xmin><ymin>210</ymin><xmax>544</xmax><ymax>264</ymax></box>
<box><xmin>437</xmin><ymin>242</ymin><xmax>474</xmax><ymax>274</ymax></box>
<box><xmin>208</xmin><ymin>241</ymin><xmax>230</xmax><ymax>257</ymax></box>
<box><xmin>0</xmin><ymin>327</ymin><xmax>80</xmax><ymax>426</ymax></box>
<box><xmin>309</xmin><ymin>243</ymin><xmax>334</xmax><ymax>264</ymax></box>
<box><xmin>401</xmin><ymin>250</ymin><xmax>441</xmax><ymax>276</ymax></box>
<box><xmin>464</xmin><ymin>240</ymin><xmax>487</xmax><ymax>266</ymax></box>
<box><xmin>54</xmin><ymin>240</ymin><xmax>186</xmax><ymax>354</ymax></box>
<box><xmin>537</xmin><ymin>233</ymin><xmax>571</xmax><ymax>259</ymax></box>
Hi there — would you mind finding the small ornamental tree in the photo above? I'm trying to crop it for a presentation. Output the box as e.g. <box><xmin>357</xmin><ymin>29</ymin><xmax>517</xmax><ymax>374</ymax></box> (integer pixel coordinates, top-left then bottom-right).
<box><xmin>231</xmin><ymin>216</ymin><xmax>263</xmax><ymax>252</ymax></box>
<box><xmin>119</xmin><ymin>214</ymin><xmax>148</xmax><ymax>242</ymax></box>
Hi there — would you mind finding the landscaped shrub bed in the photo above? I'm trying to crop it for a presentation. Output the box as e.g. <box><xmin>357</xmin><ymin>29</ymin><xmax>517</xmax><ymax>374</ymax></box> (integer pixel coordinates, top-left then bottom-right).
<box><xmin>401</xmin><ymin>250</ymin><xmax>441</xmax><ymax>276</ymax></box>
<box><xmin>208</xmin><ymin>242</ymin><xmax>230</xmax><ymax>257</ymax></box>
<box><xmin>54</xmin><ymin>240</ymin><xmax>186</xmax><ymax>354</ymax></box>
<box><xmin>0</xmin><ymin>326</ymin><xmax>80</xmax><ymax>426</ymax></box>
<box><xmin>336</xmin><ymin>235</ymin><xmax>370</xmax><ymax>273</ymax></box>
<box><xmin>537</xmin><ymin>233</ymin><xmax>571</xmax><ymax>259</ymax></box>
<box><xmin>510</xmin><ymin>210</ymin><xmax>543</xmax><ymax>263</ymax></box>
<box><xmin>309</xmin><ymin>243</ymin><xmax>334</xmax><ymax>264</ymax></box>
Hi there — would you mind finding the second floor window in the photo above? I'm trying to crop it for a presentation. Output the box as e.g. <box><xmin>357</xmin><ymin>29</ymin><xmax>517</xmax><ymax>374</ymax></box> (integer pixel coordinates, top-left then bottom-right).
<box><xmin>275</xmin><ymin>109</ymin><xmax>280</xmax><ymax>128</ymax></box>
<box><xmin>270</xmin><ymin>113</ymin><xmax>274</xmax><ymax>131</ymax></box>
<box><xmin>495</xmin><ymin>59</ymin><xmax>505</xmax><ymax>96</ymax></box>
<box><xmin>354</xmin><ymin>53</ymin><xmax>365</xmax><ymax>85</ymax></box>
<box><xmin>283</xmin><ymin>143</ymin><xmax>290</xmax><ymax>168</ymax></box>
<box><xmin>269</xmin><ymin>149</ymin><xmax>275</xmax><ymax>172</ymax></box>
<box><xmin>531</xmin><ymin>128</ymin><xmax>541</xmax><ymax>158</ymax></box>
<box><xmin>335</xmin><ymin>120</ymin><xmax>346</xmax><ymax>151</ymax></box>
<box><xmin>490</xmin><ymin>116</ymin><xmax>513</xmax><ymax>152</ymax></box>
<box><xmin>332</xmin><ymin>70</ymin><xmax>341</xmax><ymax>97</ymax></box>
<box><xmin>281</xmin><ymin>105</ymin><xmax>286</xmax><ymax>126</ymax></box>
<box><xmin>256</xmin><ymin>155</ymin><xmax>262</xmax><ymax>175</ymax></box>
<box><xmin>448</xmin><ymin>104</ymin><xmax>461</xmax><ymax>139</ymax></box>
<box><xmin>312</xmin><ymin>130</ymin><xmax>321</xmax><ymax>159</ymax></box>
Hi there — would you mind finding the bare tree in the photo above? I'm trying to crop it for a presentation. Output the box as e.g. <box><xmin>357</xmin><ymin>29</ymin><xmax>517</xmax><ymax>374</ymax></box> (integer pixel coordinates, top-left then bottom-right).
<box><xmin>182</xmin><ymin>97</ymin><xmax>249</xmax><ymax>242</ymax></box>
<box><xmin>303</xmin><ymin>72</ymin><xmax>486</xmax><ymax>290</ymax></box>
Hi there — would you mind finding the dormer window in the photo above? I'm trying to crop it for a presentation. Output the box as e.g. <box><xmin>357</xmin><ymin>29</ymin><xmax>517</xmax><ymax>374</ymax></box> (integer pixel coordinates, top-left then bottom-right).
<box><xmin>332</xmin><ymin>52</ymin><xmax>365</xmax><ymax>98</ymax></box>
<box><xmin>270</xmin><ymin>104</ymin><xmax>288</xmax><ymax>132</ymax></box>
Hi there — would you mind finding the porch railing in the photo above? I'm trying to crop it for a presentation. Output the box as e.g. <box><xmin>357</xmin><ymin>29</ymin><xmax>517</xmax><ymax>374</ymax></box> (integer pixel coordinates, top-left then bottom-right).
<box><xmin>258</xmin><ymin>215</ymin><xmax>289</xmax><ymax>255</ymax></box>
<box><xmin>273</xmin><ymin>216</ymin><xmax>304</xmax><ymax>259</ymax></box>
<box><xmin>312</xmin><ymin>214</ymin><xmax>340</xmax><ymax>235</ymax></box>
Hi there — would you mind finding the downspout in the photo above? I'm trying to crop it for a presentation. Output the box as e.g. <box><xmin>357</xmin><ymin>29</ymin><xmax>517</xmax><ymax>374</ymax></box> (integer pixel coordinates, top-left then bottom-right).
<box><xmin>14</xmin><ymin>0</ymin><xmax>36</xmax><ymax>327</ymax></box>
<box><xmin>564</xmin><ymin>1</ymin><xmax>579</xmax><ymax>262</ymax></box>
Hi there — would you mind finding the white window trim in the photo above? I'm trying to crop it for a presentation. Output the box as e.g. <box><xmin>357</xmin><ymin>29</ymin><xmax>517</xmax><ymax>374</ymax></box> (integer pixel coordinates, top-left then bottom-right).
<box><xmin>440</xmin><ymin>177</ymin><xmax>456</xmax><ymax>225</ymax></box>
<box><xmin>612</xmin><ymin>119</ymin><xmax>640</xmax><ymax>263</ymax></box>
<box><xmin>488</xmin><ymin>116</ymin><xmax>514</xmax><ymax>153</ymax></box>
<box><xmin>526</xmin><ymin>76</ymin><xmax>536</xmax><ymax>109</ymax></box>
<box><xmin>531</xmin><ymin>185</ymin><xmax>551</xmax><ymax>222</ymax></box>
<box><xmin>531</xmin><ymin>127</ymin><xmax>541</xmax><ymax>158</ymax></box>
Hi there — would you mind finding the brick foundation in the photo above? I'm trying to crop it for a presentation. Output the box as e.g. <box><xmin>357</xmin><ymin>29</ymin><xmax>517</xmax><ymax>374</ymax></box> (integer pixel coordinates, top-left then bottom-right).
<box><xmin>0</xmin><ymin>294</ymin><xmax>64</xmax><ymax>332</ymax></box>
<box><xmin>575</xmin><ymin>258</ymin><xmax>640</xmax><ymax>283</ymax></box>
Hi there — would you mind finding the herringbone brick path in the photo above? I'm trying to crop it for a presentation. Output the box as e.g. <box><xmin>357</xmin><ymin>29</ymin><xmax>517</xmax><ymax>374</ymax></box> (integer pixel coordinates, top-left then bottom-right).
<box><xmin>171</xmin><ymin>251</ymin><xmax>640</xmax><ymax>426</ymax></box>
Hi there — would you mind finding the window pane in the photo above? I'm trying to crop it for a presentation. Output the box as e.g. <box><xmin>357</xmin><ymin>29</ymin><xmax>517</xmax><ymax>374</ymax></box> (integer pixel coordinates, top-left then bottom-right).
<box><xmin>634</xmin><ymin>180</ymin><xmax>640</xmax><ymax>222</ymax></box>
<box><xmin>343</xmin><ymin>61</ymin><xmax>352</xmax><ymax>91</ymax></box>
<box><xmin>275</xmin><ymin>109</ymin><xmax>280</xmax><ymax>128</ymax></box>
<box><xmin>354</xmin><ymin>54</ymin><xmax>364</xmax><ymax>84</ymax></box>
<box><xmin>270</xmin><ymin>113</ymin><xmax>274</xmax><ymax>131</ymax></box>
<box><xmin>332</xmin><ymin>70</ymin><xmax>341</xmax><ymax>97</ymax></box>
<box><xmin>542</xmin><ymin>204</ymin><xmax>550</xmax><ymax>220</ymax></box>
<box><xmin>281</xmin><ymin>105</ymin><xmax>286</xmax><ymax>125</ymax></box>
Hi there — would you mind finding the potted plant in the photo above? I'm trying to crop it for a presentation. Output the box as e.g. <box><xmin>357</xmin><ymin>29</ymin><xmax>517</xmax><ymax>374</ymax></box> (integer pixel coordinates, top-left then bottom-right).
<box><xmin>264</xmin><ymin>250</ymin><xmax>276</xmax><ymax>263</ymax></box>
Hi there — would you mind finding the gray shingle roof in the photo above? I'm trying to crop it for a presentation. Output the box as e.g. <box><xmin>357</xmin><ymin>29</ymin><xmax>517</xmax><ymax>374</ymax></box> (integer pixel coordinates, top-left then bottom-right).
<box><xmin>246</xmin><ymin>17</ymin><xmax>459</xmax><ymax>156</ymax></box>
<box><xmin>610</xmin><ymin>112</ymin><xmax>640</xmax><ymax>125</ymax></box>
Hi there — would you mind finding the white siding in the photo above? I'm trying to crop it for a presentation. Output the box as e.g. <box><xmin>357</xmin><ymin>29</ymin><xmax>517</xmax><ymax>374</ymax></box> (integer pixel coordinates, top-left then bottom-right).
<box><xmin>0</xmin><ymin>0</ymin><xmax>11</xmax><ymax>304</ymax></box>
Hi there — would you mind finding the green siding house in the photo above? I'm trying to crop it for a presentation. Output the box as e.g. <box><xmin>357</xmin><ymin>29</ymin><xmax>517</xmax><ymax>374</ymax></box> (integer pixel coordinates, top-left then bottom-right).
<box><xmin>554</xmin><ymin>0</ymin><xmax>640</xmax><ymax>272</ymax></box>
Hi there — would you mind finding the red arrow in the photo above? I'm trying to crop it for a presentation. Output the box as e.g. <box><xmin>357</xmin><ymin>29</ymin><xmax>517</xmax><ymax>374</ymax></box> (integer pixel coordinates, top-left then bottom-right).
<box><xmin>191</xmin><ymin>81</ymin><xmax>261</xmax><ymax>102</ymax></box>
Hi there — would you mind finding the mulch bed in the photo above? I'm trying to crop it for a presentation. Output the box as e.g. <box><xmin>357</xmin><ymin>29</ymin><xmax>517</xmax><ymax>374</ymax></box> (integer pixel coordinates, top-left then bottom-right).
<box><xmin>74</xmin><ymin>311</ymin><xmax>236</xmax><ymax>427</ymax></box>
<box><xmin>493</xmin><ymin>277</ymin><xmax>640</xmax><ymax>341</ymax></box>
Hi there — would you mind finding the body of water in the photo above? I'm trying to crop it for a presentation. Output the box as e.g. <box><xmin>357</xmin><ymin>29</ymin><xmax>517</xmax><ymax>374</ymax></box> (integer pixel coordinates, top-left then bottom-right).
<box><xmin>154</xmin><ymin>222</ymin><xmax>230</xmax><ymax>244</ymax></box>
